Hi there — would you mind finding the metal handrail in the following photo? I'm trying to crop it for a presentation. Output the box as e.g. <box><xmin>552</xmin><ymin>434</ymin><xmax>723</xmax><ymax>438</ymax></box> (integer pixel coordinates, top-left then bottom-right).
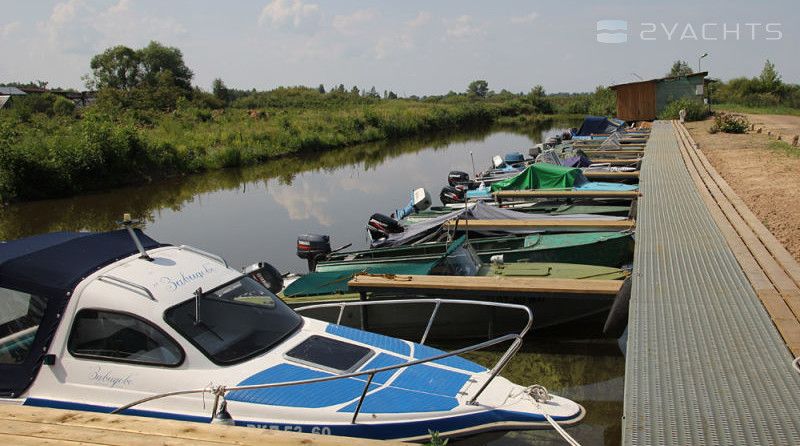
<box><xmin>98</xmin><ymin>275</ymin><xmax>156</xmax><ymax>301</ymax></box>
<box><xmin>178</xmin><ymin>245</ymin><xmax>228</xmax><ymax>268</ymax></box>
<box><xmin>295</xmin><ymin>298</ymin><xmax>534</xmax><ymax>403</ymax></box>
<box><xmin>112</xmin><ymin>332</ymin><xmax>521</xmax><ymax>423</ymax></box>
<box><xmin>112</xmin><ymin>299</ymin><xmax>533</xmax><ymax>424</ymax></box>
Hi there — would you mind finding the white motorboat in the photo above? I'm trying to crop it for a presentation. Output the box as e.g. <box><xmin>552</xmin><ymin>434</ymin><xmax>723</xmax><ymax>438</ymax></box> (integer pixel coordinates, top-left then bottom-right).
<box><xmin>0</xmin><ymin>220</ymin><xmax>585</xmax><ymax>442</ymax></box>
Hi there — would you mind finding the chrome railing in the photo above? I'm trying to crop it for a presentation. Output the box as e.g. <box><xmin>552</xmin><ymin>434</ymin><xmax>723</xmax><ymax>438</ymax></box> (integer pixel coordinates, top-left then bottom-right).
<box><xmin>112</xmin><ymin>299</ymin><xmax>532</xmax><ymax>423</ymax></box>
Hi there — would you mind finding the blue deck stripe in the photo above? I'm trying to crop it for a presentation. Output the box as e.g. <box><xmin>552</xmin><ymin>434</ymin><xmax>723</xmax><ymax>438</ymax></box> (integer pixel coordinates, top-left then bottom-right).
<box><xmin>413</xmin><ymin>344</ymin><xmax>486</xmax><ymax>373</ymax></box>
<box><xmin>227</xmin><ymin>364</ymin><xmax>374</xmax><ymax>408</ymax></box>
<box><xmin>325</xmin><ymin>324</ymin><xmax>411</xmax><ymax>356</ymax></box>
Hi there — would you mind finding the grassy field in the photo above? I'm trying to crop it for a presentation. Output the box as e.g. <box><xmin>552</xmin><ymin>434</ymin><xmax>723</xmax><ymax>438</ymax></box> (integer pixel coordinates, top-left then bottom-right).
<box><xmin>713</xmin><ymin>103</ymin><xmax>800</xmax><ymax>116</ymax></box>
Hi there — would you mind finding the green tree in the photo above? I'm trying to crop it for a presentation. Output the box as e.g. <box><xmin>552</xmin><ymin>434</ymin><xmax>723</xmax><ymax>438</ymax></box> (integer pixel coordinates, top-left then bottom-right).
<box><xmin>667</xmin><ymin>60</ymin><xmax>693</xmax><ymax>77</ymax></box>
<box><xmin>137</xmin><ymin>41</ymin><xmax>193</xmax><ymax>91</ymax></box>
<box><xmin>212</xmin><ymin>78</ymin><xmax>230</xmax><ymax>103</ymax></box>
<box><xmin>467</xmin><ymin>80</ymin><xmax>489</xmax><ymax>98</ymax></box>
<box><xmin>759</xmin><ymin>59</ymin><xmax>782</xmax><ymax>92</ymax></box>
<box><xmin>87</xmin><ymin>45</ymin><xmax>141</xmax><ymax>90</ymax></box>
<box><xmin>317</xmin><ymin>84</ymin><xmax>326</xmax><ymax>94</ymax></box>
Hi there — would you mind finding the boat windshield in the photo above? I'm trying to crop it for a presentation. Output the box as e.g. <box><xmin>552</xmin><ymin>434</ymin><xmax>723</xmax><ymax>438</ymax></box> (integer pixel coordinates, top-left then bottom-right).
<box><xmin>165</xmin><ymin>276</ymin><xmax>302</xmax><ymax>365</ymax></box>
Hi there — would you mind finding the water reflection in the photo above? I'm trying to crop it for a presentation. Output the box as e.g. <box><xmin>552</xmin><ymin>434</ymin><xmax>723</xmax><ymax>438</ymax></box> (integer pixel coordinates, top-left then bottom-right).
<box><xmin>0</xmin><ymin>118</ymin><xmax>626</xmax><ymax>445</ymax></box>
<box><xmin>0</xmin><ymin>118</ymin><xmax>577</xmax><ymax>275</ymax></box>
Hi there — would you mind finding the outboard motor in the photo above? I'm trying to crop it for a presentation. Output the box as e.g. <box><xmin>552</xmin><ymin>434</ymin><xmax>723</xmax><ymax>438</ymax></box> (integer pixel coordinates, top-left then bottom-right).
<box><xmin>529</xmin><ymin>144</ymin><xmax>543</xmax><ymax>158</ymax></box>
<box><xmin>492</xmin><ymin>155</ymin><xmax>506</xmax><ymax>169</ymax></box>
<box><xmin>297</xmin><ymin>234</ymin><xmax>331</xmax><ymax>271</ymax></box>
<box><xmin>243</xmin><ymin>262</ymin><xmax>284</xmax><ymax>294</ymax></box>
<box><xmin>366</xmin><ymin>213</ymin><xmax>404</xmax><ymax>243</ymax></box>
<box><xmin>561</xmin><ymin>131</ymin><xmax>572</xmax><ymax>141</ymax></box>
<box><xmin>395</xmin><ymin>188</ymin><xmax>432</xmax><ymax>220</ymax></box>
<box><xmin>448</xmin><ymin>171</ymin><xmax>470</xmax><ymax>187</ymax></box>
<box><xmin>440</xmin><ymin>185</ymin><xmax>466</xmax><ymax>205</ymax></box>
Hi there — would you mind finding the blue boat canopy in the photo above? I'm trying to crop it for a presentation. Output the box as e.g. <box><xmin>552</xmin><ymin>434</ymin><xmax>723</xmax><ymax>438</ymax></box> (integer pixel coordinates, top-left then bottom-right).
<box><xmin>0</xmin><ymin>229</ymin><xmax>164</xmax><ymax>397</ymax></box>
<box><xmin>574</xmin><ymin>116</ymin><xmax>626</xmax><ymax>137</ymax></box>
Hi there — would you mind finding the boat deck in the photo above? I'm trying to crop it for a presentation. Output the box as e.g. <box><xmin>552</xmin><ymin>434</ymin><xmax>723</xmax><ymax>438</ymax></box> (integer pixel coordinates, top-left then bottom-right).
<box><xmin>623</xmin><ymin>121</ymin><xmax>800</xmax><ymax>444</ymax></box>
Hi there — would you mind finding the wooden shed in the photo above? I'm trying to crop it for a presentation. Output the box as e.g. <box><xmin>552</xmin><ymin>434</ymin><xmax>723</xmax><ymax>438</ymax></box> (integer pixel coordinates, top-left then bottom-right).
<box><xmin>611</xmin><ymin>71</ymin><xmax>707</xmax><ymax>121</ymax></box>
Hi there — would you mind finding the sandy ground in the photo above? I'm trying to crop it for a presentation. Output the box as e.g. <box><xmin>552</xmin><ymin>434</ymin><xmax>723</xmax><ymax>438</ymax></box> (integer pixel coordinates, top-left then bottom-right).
<box><xmin>684</xmin><ymin>114</ymin><xmax>800</xmax><ymax>262</ymax></box>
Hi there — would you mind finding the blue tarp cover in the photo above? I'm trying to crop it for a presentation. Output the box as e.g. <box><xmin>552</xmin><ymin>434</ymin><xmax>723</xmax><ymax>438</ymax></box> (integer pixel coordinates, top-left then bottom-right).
<box><xmin>575</xmin><ymin>116</ymin><xmax>625</xmax><ymax>137</ymax></box>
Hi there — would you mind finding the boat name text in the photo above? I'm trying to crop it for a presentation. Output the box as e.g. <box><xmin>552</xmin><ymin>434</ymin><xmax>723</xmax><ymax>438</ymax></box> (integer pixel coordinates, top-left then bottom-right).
<box><xmin>89</xmin><ymin>367</ymin><xmax>134</xmax><ymax>388</ymax></box>
<box><xmin>160</xmin><ymin>264</ymin><xmax>216</xmax><ymax>292</ymax></box>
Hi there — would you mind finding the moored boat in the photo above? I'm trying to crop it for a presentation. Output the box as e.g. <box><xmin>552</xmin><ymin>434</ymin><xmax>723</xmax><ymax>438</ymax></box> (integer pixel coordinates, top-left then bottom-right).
<box><xmin>0</xmin><ymin>222</ymin><xmax>585</xmax><ymax>442</ymax></box>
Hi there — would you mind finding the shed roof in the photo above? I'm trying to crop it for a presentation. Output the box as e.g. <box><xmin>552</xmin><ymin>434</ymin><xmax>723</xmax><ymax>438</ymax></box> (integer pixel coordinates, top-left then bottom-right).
<box><xmin>0</xmin><ymin>87</ymin><xmax>26</xmax><ymax>95</ymax></box>
<box><xmin>610</xmin><ymin>71</ymin><xmax>708</xmax><ymax>90</ymax></box>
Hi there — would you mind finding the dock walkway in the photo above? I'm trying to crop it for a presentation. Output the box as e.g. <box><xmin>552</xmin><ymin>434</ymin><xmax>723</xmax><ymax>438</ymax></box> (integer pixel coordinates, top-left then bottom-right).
<box><xmin>623</xmin><ymin>121</ymin><xmax>800</xmax><ymax>444</ymax></box>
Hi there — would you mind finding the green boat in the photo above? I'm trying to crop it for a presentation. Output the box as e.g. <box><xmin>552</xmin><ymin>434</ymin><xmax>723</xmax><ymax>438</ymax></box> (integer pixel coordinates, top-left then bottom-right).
<box><xmin>403</xmin><ymin>201</ymin><xmax>632</xmax><ymax>224</ymax></box>
<box><xmin>282</xmin><ymin>236</ymin><xmax>630</xmax><ymax>338</ymax></box>
<box><xmin>315</xmin><ymin>231</ymin><xmax>634</xmax><ymax>272</ymax></box>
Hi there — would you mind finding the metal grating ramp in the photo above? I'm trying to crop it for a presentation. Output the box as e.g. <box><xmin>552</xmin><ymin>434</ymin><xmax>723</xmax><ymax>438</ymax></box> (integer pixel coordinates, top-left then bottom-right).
<box><xmin>623</xmin><ymin>121</ymin><xmax>800</xmax><ymax>445</ymax></box>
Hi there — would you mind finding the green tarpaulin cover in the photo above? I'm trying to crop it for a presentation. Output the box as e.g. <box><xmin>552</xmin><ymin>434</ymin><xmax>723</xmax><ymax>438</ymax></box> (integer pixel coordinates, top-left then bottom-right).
<box><xmin>490</xmin><ymin>164</ymin><xmax>588</xmax><ymax>192</ymax></box>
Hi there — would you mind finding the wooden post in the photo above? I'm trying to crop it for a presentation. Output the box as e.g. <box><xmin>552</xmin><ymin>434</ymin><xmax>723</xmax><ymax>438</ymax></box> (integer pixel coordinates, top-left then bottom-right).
<box><xmin>792</xmin><ymin>135</ymin><xmax>799</xmax><ymax>147</ymax></box>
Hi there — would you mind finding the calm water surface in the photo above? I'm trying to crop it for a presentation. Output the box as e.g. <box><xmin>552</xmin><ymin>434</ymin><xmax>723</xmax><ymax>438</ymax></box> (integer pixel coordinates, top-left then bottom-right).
<box><xmin>0</xmin><ymin>119</ymin><xmax>624</xmax><ymax>445</ymax></box>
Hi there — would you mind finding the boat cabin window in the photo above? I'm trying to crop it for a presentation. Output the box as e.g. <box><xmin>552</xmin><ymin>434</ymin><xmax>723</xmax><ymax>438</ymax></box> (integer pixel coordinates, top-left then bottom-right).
<box><xmin>0</xmin><ymin>287</ymin><xmax>47</xmax><ymax>364</ymax></box>
<box><xmin>285</xmin><ymin>335</ymin><xmax>373</xmax><ymax>373</ymax></box>
<box><xmin>68</xmin><ymin>310</ymin><xmax>184</xmax><ymax>367</ymax></box>
<box><xmin>165</xmin><ymin>276</ymin><xmax>302</xmax><ymax>365</ymax></box>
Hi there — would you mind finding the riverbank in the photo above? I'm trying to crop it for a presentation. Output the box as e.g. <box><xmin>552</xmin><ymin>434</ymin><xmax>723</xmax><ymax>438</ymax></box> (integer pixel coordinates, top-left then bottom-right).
<box><xmin>0</xmin><ymin>99</ymin><xmax>578</xmax><ymax>203</ymax></box>
<box><xmin>684</xmin><ymin>113</ymin><xmax>800</xmax><ymax>262</ymax></box>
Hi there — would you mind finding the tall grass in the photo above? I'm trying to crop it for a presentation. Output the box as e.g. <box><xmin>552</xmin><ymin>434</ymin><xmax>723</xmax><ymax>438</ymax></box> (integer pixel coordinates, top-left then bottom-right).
<box><xmin>0</xmin><ymin>100</ymin><xmax>513</xmax><ymax>201</ymax></box>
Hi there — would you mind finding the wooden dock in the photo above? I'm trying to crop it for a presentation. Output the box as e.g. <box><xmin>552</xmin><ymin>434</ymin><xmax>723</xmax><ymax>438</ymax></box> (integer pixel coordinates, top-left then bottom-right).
<box><xmin>441</xmin><ymin>219</ymin><xmax>635</xmax><ymax>232</ymax></box>
<box><xmin>494</xmin><ymin>190</ymin><xmax>639</xmax><ymax>199</ymax></box>
<box><xmin>0</xmin><ymin>404</ymin><xmax>407</xmax><ymax>446</ymax></box>
<box><xmin>583</xmin><ymin>171</ymin><xmax>640</xmax><ymax>181</ymax></box>
<box><xmin>348</xmin><ymin>274</ymin><xmax>623</xmax><ymax>296</ymax></box>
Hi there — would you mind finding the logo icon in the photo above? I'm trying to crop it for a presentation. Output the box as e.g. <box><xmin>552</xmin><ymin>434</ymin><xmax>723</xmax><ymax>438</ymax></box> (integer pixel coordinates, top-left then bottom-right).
<box><xmin>597</xmin><ymin>20</ymin><xmax>628</xmax><ymax>43</ymax></box>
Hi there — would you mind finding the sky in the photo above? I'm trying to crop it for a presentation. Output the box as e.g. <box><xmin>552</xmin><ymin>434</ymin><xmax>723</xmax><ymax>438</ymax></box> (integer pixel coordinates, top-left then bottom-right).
<box><xmin>1</xmin><ymin>0</ymin><xmax>796</xmax><ymax>96</ymax></box>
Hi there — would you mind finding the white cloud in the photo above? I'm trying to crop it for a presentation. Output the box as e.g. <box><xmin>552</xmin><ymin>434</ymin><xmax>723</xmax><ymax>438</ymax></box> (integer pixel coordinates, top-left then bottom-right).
<box><xmin>406</xmin><ymin>11</ymin><xmax>431</xmax><ymax>28</ymax></box>
<box><xmin>2</xmin><ymin>21</ymin><xmax>21</xmax><ymax>39</ymax></box>
<box><xmin>375</xmin><ymin>33</ymin><xmax>414</xmax><ymax>60</ymax></box>
<box><xmin>258</xmin><ymin>0</ymin><xmax>320</xmax><ymax>28</ymax></box>
<box><xmin>269</xmin><ymin>181</ymin><xmax>333</xmax><ymax>226</ymax></box>
<box><xmin>443</xmin><ymin>15</ymin><xmax>483</xmax><ymax>39</ymax></box>
<box><xmin>331</xmin><ymin>9</ymin><xmax>380</xmax><ymax>33</ymax></box>
<box><xmin>37</xmin><ymin>0</ymin><xmax>187</xmax><ymax>54</ymax></box>
<box><xmin>511</xmin><ymin>12</ymin><xmax>539</xmax><ymax>24</ymax></box>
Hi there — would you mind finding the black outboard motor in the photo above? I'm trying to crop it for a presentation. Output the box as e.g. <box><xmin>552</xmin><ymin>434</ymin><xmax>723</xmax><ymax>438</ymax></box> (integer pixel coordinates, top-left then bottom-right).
<box><xmin>366</xmin><ymin>213</ymin><xmax>404</xmax><ymax>243</ymax></box>
<box><xmin>297</xmin><ymin>234</ymin><xmax>331</xmax><ymax>271</ymax></box>
<box><xmin>243</xmin><ymin>262</ymin><xmax>284</xmax><ymax>294</ymax></box>
<box><xmin>448</xmin><ymin>171</ymin><xmax>470</xmax><ymax>187</ymax></box>
<box><xmin>440</xmin><ymin>185</ymin><xmax>466</xmax><ymax>205</ymax></box>
<box><xmin>561</xmin><ymin>131</ymin><xmax>572</xmax><ymax>141</ymax></box>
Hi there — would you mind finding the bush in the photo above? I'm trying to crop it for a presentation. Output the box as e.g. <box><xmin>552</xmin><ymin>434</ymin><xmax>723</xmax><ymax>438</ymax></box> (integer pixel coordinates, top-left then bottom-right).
<box><xmin>708</xmin><ymin>113</ymin><xmax>750</xmax><ymax>134</ymax></box>
<box><xmin>53</xmin><ymin>97</ymin><xmax>76</xmax><ymax>116</ymax></box>
<box><xmin>659</xmin><ymin>98</ymin><xmax>707</xmax><ymax>122</ymax></box>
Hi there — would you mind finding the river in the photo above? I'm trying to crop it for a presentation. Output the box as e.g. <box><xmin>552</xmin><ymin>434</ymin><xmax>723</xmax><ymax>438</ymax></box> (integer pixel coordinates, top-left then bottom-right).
<box><xmin>0</xmin><ymin>118</ymin><xmax>624</xmax><ymax>445</ymax></box>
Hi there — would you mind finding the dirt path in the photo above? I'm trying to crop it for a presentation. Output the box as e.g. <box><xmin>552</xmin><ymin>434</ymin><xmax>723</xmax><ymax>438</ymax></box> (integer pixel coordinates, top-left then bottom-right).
<box><xmin>684</xmin><ymin>113</ymin><xmax>800</xmax><ymax>262</ymax></box>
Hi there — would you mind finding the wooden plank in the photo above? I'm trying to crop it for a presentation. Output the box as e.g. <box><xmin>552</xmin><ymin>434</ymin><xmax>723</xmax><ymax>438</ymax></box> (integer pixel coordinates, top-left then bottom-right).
<box><xmin>441</xmin><ymin>219</ymin><xmax>635</xmax><ymax>231</ymax></box>
<box><xmin>583</xmin><ymin>171</ymin><xmax>640</xmax><ymax>180</ymax></box>
<box><xmin>584</xmin><ymin>158</ymin><xmax>642</xmax><ymax>165</ymax></box>
<box><xmin>348</xmin><ymin>274</ymin><xmax>623</xmax><ymax>295</ymax></box>
<box><xmin>494</xmin><ymin>190</ymin><xmax>639</xmax><ymax>199</ymax></box>
<box><xmin>581</xmin><ymin>150</ymin><xmax>645</xmax><ymax>155</ymax></box>
<box><xmin>0</xmin><ymin>404</ymin><xmax>408</xmax><ymax>446</ymax></box>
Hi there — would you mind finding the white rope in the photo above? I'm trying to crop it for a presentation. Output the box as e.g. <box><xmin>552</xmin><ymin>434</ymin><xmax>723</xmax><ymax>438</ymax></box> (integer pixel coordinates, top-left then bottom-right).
<box><xmin>509</xmin><ymin>385</ymin><xmax>582</xmax><ymax>446</ymax></box>
<box><xmin>793</xmin><ymin>357</ymin><xmax>800</xmax><ymax>374</ymax></box>
<box><xmin>544</xmin><ymin>414</ymin><xmax>582</xmax><ymax>446</ymax></box>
